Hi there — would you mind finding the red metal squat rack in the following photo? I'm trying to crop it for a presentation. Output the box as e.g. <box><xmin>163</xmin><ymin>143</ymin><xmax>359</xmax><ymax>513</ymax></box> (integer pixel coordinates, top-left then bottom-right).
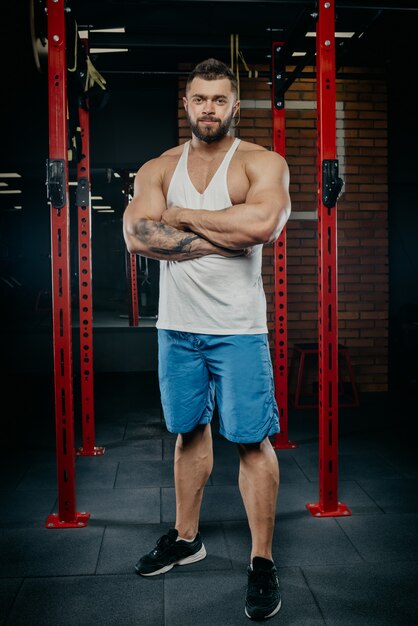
<box><xmin>271</xmin><ymin>41</ymin><xmax>297</xmax><ymax>450</ymax></box>
<box><xmin>75</xmin><ymin>37</ymin><xmax>105</xmax><ymax>457</ymax></box>
<box><xmin>123</xmin><ymin>173</ymin><xmax>139</xmax><ymax>327</ymax></box>
<box><xmin>306</xmin><ymin>0</ymin><xmax>351</xmax><ymax>518</ymax></box>
<box><xmin>45</xmin><ymin>0</ymin><xmax>89</xmax><ymax>528</ymax></box>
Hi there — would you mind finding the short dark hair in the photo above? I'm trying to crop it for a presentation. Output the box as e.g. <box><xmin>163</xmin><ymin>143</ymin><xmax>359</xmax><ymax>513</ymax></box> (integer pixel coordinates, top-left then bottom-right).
<box><xmin>186</xmin><ymin>58</ymin><xmax>238</xmax><ymax>97</ymax></box>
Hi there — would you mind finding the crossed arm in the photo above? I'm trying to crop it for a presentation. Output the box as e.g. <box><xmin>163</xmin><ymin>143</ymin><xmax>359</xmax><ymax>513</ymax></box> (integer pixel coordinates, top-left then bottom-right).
<box><xmin>123</xmin><ymin>159</ymin><xmax>239</xmax><ymax>261</ymax></box>
<box><xmin>162</xmin><ymin>150</ymin><xmax>291</xmax><ymax>250</ymax></box>
<box><xmin>123</xmin><ymin>150</ymin><xmax>291</xmax><ymax>261</ymax></box>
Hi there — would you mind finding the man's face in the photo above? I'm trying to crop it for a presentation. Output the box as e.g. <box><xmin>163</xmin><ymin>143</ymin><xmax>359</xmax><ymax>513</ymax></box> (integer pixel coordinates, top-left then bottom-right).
<box><xmin>183</xmin><ymin>77</ymin><xmax>239</xmax><ymax>144</ymax></box>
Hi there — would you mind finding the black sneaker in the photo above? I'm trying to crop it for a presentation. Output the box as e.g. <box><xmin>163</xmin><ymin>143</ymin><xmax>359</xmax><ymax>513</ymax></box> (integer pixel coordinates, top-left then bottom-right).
<box><xmin>245</xmin><ymin>556</ymin><xmax>281</xmax><ymax>621</ymax></box>
<box><xmin>135</xmin><ymin>528</ymin><xmax>206</xmax><ymax>576</ymax></box>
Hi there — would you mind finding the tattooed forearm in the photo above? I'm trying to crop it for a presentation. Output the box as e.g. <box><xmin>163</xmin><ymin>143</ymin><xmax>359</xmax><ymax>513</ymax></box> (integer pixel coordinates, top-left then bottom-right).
<box><xmin>124</xmin><ymin>217</ymin><xmax>246</xmax><ymax>260</ymax></box>
<box><xmin>150</xmin><ymin>233</ymin><xmax>200</xmax><ymax>256</ymax></box>
<box><xmin>129</xmin><ymin>218</ymin><xmax>214</xmax><ymax>260</ymax></box>
<box><xmin>134</xmin><ymin>218</ymin><xmax>170</xmax><ymax>243</ymax></box>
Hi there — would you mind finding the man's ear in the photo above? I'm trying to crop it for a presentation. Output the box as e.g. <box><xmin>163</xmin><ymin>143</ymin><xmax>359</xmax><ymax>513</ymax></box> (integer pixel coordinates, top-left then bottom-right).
<box><xmin>183</xmin><ymin>96</ymin><xmax>188</xmax><ymax>111</ymax></box>
<box><xmin>233</xmin><ymin>100</ymin><xmax>240</xmax><ymax>116</ymax></box>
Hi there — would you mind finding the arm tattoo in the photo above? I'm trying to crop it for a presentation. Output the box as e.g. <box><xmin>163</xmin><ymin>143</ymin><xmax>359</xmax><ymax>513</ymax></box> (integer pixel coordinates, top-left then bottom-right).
<box><xmin>134</xmin><ymin>218</ymin><xmax>201</xmax><ymax>257</ymax></box>
<box><xmin>150</xmin><ymin>233</ymin><xmax>200</xmax><ymax>255</ymax></box>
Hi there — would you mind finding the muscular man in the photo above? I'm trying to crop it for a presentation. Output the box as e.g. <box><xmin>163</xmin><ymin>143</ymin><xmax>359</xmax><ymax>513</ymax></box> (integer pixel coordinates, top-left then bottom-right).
<box><xmin>123</xmin><ymin>58</ymin><xmax>291</xmax><ymax>621</ymax></box>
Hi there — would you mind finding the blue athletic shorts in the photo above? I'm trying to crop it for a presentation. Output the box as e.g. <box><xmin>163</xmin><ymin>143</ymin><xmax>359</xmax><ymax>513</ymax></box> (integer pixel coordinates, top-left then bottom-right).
<box><xmin>157</xmin><ymin>330</ymin><xmax>280</xmax><ymax>443</ymax></box>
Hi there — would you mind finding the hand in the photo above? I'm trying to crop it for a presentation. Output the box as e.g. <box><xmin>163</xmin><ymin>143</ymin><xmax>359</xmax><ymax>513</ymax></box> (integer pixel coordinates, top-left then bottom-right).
<box><xmin>212</xmin><ymin>244</ymin><xmax>251</xmax><ymax>258</ymax></box>
<box><xmin>161</xmin><ymin>206</ymin><xmax>186</xmax><ymax>230</ymax></box>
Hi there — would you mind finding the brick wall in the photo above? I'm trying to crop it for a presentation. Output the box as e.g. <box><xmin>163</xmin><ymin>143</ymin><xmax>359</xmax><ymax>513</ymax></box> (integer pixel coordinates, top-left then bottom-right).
<box><xmin>177</xmin><ymin>66</ymin><xmax>388</xmax><ymax>393</ymax></box>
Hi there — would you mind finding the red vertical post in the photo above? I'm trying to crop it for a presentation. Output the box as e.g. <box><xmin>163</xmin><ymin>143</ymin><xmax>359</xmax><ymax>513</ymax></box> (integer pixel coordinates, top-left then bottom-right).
<box><xmin>271</xmin><ymin>41</ymin><xmax>297</xmax><ymax>450</ymax></box>
<box><xmin>126</xmin><ymin>251</ymin><xmax>139</xmax><ymax>327</ymax></box>
<box><xmin>45</xmin><ymin>0</ymin><xmax>89</xmax><ymax>528</ymax></box>
<box><xmin>306</xmin><ymin>0</ymin><xmax>350</xmax><ymax>518</ymax></box>
<box><xmin>123</xmin><ymin>174</ymin><xmax>139</xmax><ymax>326</ymax></box>
<box><xmin>75</xmin><ymin>37</ymin><xmax>105</xmax><ymax>457</ymax></box>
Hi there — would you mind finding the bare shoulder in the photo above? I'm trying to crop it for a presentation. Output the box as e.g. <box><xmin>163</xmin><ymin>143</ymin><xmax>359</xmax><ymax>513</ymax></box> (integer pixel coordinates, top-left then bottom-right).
<box><xmin>237</xmin><ymin>139</ymin><xmax>267</xmax><ymax>153</ymax></box>
<box><xmin>238</xmin><ymin>140</ymin><xmax>288</xmax><ymax>173</ymax></box>
<box><xmin>160</xmin><ymin>144</ymin><xmax>184</xmax><ymax>157</ymax></box>
<box><xmin>135</xmin><ymin>145</ymin><xmax>182</xmax><ymax>182</ymax></box>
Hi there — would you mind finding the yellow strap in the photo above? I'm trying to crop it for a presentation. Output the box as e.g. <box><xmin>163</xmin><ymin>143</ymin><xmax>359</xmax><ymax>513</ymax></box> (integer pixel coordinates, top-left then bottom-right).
<box><xmin>230</xmin><ymin>33</ymin><xmax>259</xmax><ymax>86</ymax></box>
<box><xmin>230</xmin><ymin>33</ymin><xmax>241</xmax><ymax>100</ymax></box>
<box><xmin>85</xmin><ymin>56</ymin><xmax>107</xmax><ymax>92</ymax></box>
<box><xmin>230</xmin><ymin>33</ymin><xmax>235</xmax><ymax>73</ymax></box>
<box><xmin>66</xmin><ymin>21</ymin><xmax>107</xmax><ymax>93</ymax></box>
<box><xmin>238</xmin><ymin>50</ymin><xmax>249</xmax><ymax>73</ymax></box>
<box><xmin>235</xmin><ymin>34</ymin><xmax>240</xmax><ymax>101</ymax></box>
<box><xmin>238</xmin><ymin>49</ymin><xmax>258</xmax><ymax>79</ymax></box>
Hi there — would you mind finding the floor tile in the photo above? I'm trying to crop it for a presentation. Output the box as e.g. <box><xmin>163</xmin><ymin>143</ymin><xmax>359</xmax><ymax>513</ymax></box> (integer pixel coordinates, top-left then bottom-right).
<box><xmin>97</xmin><ymin>438</ymin><xmax>162</xmax><ymax>461</ymax></box>
<box><xmin>303</xmin><ymin>561</ymin><xmax>418</xmax><ymax>625</ymax></box>
<box><xmin>0</xmin><ymin>579</ymin><xmax>22</xmax><ymax>626</ymax></box>
<box><xmin>357</xmin><ymin>478</ymin><xmax>418</xmax><ymax>513</ymax></box>
<box><xmin>74</xmin><ymin>488</ymin><xmax>161</xmax><ymax>525</ymax></box>
<box><xmin>6</xmin><ymin>575</ymin><xmax>164</xmax><ymax>626</ymax></box>
<box><xmin>115</xmin><ymin>459</ymin><xmax>174</xmax><ymax>488</ymax></box>
<box><xmin>0</xmin><ymin>490</ymin><xmax>57</xmax><ymax>525</ymax></box>
<box><xmin>335</xmin><ymin>514</ymin><xmax>418</xmax><ymax>562</ymax></box>
<box><xmin>0</xmin><ymin>527</ymin><xmax>104</xmax><ymax>577</ymax></box>
<box><xmin>379</xmin><ymin>450</ymin><xmax>418</xmax><ymax>478</ymax></box>
<box><xmin>292</xmin><ymin>452</ymin><xmax>403</xmax><ymax>481</ymax></box>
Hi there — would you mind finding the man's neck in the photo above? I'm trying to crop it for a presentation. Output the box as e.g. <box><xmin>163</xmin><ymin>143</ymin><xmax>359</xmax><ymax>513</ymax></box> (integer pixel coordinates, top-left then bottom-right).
<box><xmin>189</xmin><ymin>134</ymin><xmax>235</xmax><ymax>155</ymax></box>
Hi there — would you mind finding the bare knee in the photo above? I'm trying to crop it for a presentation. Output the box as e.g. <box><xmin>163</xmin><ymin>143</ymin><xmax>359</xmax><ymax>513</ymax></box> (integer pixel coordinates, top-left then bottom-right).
<box><xmin>237</xmin><ymin>438</ymin><xmax>274</xmax><ymax>461</ymax></box>
<box><xmin>174</xmin><ymin>424</ymin><xmax>213</xmax><ymax>487</ymax></box>
<box><xmin>237</xmin><ymin>439</ymin><xmax>279</xmax><ymax>485</ymax></box>
<box><xmin>176</xmin><ymin>423</ymin><xmax>212</xmax><ymax>450</ymax></box>
<box><xmin>237</xmin><ymin>442</ymin><xmax>260</xmax><ymax>464</ymax></box>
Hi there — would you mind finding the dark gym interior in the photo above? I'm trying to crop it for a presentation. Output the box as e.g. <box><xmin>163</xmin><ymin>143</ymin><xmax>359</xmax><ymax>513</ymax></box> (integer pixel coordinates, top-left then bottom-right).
<box><xmin>1</xmin><ymin>1</ymin><xmax>417</xmax><ymax>624</ymax></box>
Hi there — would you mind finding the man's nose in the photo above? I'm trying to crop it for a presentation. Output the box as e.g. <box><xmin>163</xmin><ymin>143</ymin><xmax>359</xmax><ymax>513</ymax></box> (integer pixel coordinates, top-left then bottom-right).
<box><xmin>202</xmin><ymin>100</ymin><xmax>215</xmax><ymax>114</ymax></box>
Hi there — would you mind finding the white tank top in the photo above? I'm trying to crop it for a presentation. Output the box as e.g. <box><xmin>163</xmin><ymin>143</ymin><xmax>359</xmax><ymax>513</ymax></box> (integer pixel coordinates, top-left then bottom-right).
<box><xmin>156</xmin><ymin>137</ymin><xmax>267</xmax><ymax>335</ymax></box>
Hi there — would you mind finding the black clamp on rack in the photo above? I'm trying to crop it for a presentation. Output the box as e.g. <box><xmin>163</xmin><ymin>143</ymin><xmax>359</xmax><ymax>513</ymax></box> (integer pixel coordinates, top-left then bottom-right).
<box><xmin>76</xmin><ymin>177</ymin><xmax>89</xmax><ymax>207</ymax></box>
<box><xmin>46</xmin><ymin>159</ymin><xmax>66</xmax><ymax>209</ymax></box>
<box><xmin>322</xmin><ymin>159</ymin><xmax>344</xmax><ymax>209</ymax></box>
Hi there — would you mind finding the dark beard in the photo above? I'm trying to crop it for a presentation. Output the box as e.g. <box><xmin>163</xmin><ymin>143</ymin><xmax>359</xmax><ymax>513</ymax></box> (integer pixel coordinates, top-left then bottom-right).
<box><xmin>187</xmin><ymin>111</ymin><xmax>234</xmax><ymax>144</ymax></box>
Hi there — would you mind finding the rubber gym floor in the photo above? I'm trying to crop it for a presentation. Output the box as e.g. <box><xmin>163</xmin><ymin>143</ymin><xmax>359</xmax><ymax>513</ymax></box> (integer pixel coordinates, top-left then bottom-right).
<box><xmin>1</xmin><ymin>372</ymin><xmax>417</xmax><ymax>625</ymax></box>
